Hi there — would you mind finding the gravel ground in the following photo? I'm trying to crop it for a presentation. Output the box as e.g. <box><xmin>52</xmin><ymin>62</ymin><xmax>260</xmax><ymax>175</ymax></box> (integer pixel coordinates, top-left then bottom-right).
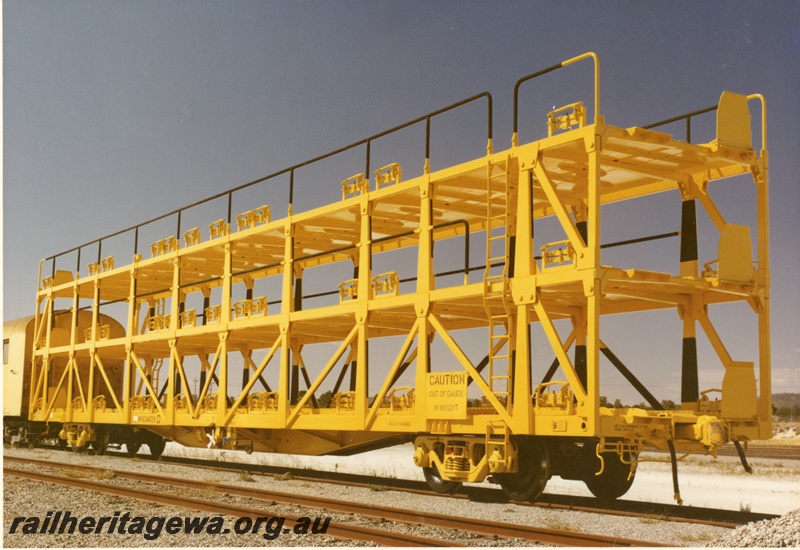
<box><xmin>2</xmin><ymin>446</ymin><xmax>735</xmax><ymax>547</ymax></box>
<box><xmin>705</xmin><ymin>508</ymin><xmax>800</xmax><ymax>547</ymax></box>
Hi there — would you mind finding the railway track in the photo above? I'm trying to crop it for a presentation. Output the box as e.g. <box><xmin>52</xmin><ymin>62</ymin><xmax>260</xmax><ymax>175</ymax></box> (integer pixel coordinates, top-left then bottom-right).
<box><xmin>97</xmin><ymin>448</ymin><xmax>777</xmax><ymax>528</ymax></box>
<box><xmin>5</xmin><ymin>456</ymin><xmax>665</xmax><ymax>547</ymax></box>
<box><xmin>13</xmin><ymin>442</ymin><xmax>783</xmax><ymax>528</ymax></box>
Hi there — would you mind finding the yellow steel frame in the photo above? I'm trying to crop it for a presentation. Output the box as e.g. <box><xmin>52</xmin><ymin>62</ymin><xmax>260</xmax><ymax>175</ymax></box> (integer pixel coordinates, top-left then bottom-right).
<box><xmin>30</xmin><ymin>53</ymin><xmax>770</xmax><ymax>466</ymax></box>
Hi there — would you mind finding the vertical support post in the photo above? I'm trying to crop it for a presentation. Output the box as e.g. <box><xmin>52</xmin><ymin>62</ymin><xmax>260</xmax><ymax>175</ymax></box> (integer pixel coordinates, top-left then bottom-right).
<box><xmin>417</xmin><ymin>177</ymin><xmax>434</xmax><ymax>294</ymax></box>
<box><xmin>88</xmin><ymin>353</ymin><xmax>97</xmax><ymax>423</ymax></box>
<box><xmin>124</xmin><ymin>261</ymin><xmax>136</xmax><ymax>421</ymax></box>
<box><xmin>574</xmin><ymin>340</ymin><xmax>588</xmax><ymax>392</ymax></box>
<box><xmin>680</xmin><ymin>199</ymin><xmax>698</xmax><ymax>277</ymax></box>
<box><xmin>584</xmin><ymin>132</ymin><xmax>602</xmax><ymax>435</ymax></box>
<box><xmin>281</xmin><ymin>222</ymin><xmax>295</xmax><ymax>315</ymax></box>
<box><xmin>576</xmin><ymin>221</ymin><xmax>588</xmax><ymax>247</ymax></box>
<box><xmin>355</xmin><ymin>313</ymin><xmax>369</xmax><ymax>425</ymax></box>
<box><xmin>174</xmin><ymin>355</ymin><xmax>182</xmax><ymax>396</ymax></box>
<box><xmin>199</xmin><ymin>355</ymin><xmax>207</xmax><ymax>394</ymax></box>
<box><xmin>65</xmin><ymin>355</ymin><xmax>75</xmax><ymax>422</ymax></box>
<box><xmin>70</xmin><ymin>286</ymin><xmax>80</xmax><ymax>347</ymax></box>
<box><xmin>293</xmin><ymin>269</ymin><xmax>303</xmax><ymax>312</ymax></box>
<box><xmin>242</xmin><ymin>349</ymin><xmax>250</xmax><ymax>389</ymax></box>
<box><xmin>755</xmin><ymin>152</ymin><xmax>771</xmax><ymax>434</ymax></box>
<box><xmin>216</xmin><ymin>241</ymin><xmax>233</xmax><ymax>425</ymax></box>
<box><xmin>86</xmin><ymin>281</ymin><xmax>100</xmax><ymax>420</ymax></box>
<box><xmin>202</xmin><ymin>289</ymin><xmax>210</xmax><ymax>326</ymax></box>
<box><xmin>354</xmin><ymin>195</ymin><xmax>373</xmax><ymax>417</ymax></box>
<box><xmin>280</xmin><ymin>219</ymin><xmax>295</xmax><ymax>420</ymax></box>
<box><xmin>221</xmin><ymin>244</ymin><xmax>232</xmax><ymax>329</ymax></box>
<box><xmin>512</xmin><ymin>161</ymin><xmax>533</xmax><ymax>432</ymax></box>
<box><xmin>415</xmin><ymin>313</ymin><xmax>431</xmax><ymax>432</ymax></box>
<box><xmin>357</xmin><ymin>196</ymin><xmax>372</xmax><ymax>302</ymax></box>
<box><xmin>681</xmin><ymin>316</ymin><xmax>699</xmax><ymax>407</ymax></box>
<box><xmin>242</xmin><ymin>279</ymin><xmax>254</xmax><ymax>390</ymax></box>
<box><xmin>513</xmin><ymin>308</ymin><xmax>532</xmax><ymax>432</ymax></box>
<box><xmin>40</xmin><ymin>353</ymin><xmax>52</xmax><ymax>419</ymax></box>
<box><xmin>414</xmin><ymin>174</ymin><xmax>434</xmax><ymax>432</ymax></box>
<box><xmin>277</xmin><ymin>323</ymin><xmax>290</xmax><ymax>425</ymax></box>
<box><xmin>573</xmin><ymin>202</ymin><xmax>590</xmax><ymax>392</ymax></box>
<box><xmin>290</xmin><ymin>339</ymin><xmax>300</xmax><ymax>405</ymax></box>
<box><xmin>170</xmin><ymin>258</ymin><xmax>181</xmax><ymax>331</ymax></box>
<box><xmin>167</xmin><ymin>341</ymin><xmax>177</xmax><ymax>424</ymax></box>
<box><xmin>215</xmin><ymin>333</ymin><xmax>228</xmax><ymax>425</ymax></box>
<box><xmin>349</xmin><ymin>346</ymin><xmax>358</xmax><ymax>392</ymax></box>
<box><xmin>35</xmin><ymin>295</ymin><xmax>52</xmax><ymax>417</ymax></box>
<box><xmin>679</xmin><ymin>198</ymin><xmax>700</xmax><ymax>408</ymax></box>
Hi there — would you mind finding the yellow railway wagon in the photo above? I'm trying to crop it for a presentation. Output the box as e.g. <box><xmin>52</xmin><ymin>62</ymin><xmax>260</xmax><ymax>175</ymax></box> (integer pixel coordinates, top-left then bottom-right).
<box><xmin>20</xmin><ymin>53</ymin><xmax>770</xmax><ymax>502</ymax></box>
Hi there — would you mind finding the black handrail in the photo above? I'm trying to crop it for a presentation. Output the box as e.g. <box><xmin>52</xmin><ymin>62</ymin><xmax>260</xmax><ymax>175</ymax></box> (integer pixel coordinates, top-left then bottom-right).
<box><xmin>44</xmin><ymin>91</ymin><xmax>493</xmax><ymax>277</ymax></box>
<box><xmin>513</xmin><ymin>52</ymin><xmax>599</xmax><ymax>144</ymax></box>
<box><xmin>643</xmin><ymin>105</ymin><xmax>717</xmax><ymax>144</ymax></box>
<box><xmin>513</xmin><ymin>62</ymin><xmax>563</xmax><ymax>137</ymax></box>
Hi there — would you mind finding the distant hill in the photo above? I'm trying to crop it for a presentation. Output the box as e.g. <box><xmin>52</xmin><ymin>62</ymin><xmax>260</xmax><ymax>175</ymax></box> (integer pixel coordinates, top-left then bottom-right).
<box><xmin>773</xmin><ymin>393</ymin><xmax>800</xmax><ymax>418</ymax></box>
<box><xmin>773</xmin><ymin>393</ymin><xmax>800</xmax><ymax>408</ymax></box>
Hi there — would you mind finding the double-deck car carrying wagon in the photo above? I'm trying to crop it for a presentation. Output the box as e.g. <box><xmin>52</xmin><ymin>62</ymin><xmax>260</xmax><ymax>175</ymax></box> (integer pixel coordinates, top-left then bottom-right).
<box><xmin>14</xmin><ymin>53</ymin><xmax>770</xmax><ymax>502</ymax></box>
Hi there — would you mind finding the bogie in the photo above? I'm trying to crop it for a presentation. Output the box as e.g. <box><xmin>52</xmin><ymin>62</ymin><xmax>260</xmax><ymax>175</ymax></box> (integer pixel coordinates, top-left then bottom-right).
<box><xmin>580</xmin><ymin>439</ymin><xmax>636</xmax><ymax>501</ymax></box>
<box><xmin>125</xmin><ymin>442</ymin><xmax>142</xmax><ymax>456</ymax></box>
<box><xmin>423</xmin><ymin>464</ymin><xmax>462</xmax><ymax>494</ymax></box>
<box><xmin>147</xmin><ymin>436</ymin><xmax>167</xmax><ymax>459</ymax></box>
<box><xmin>494</xmin><ymin>437</ymin><xmax>550</xmax><ymax>502</ymax></box>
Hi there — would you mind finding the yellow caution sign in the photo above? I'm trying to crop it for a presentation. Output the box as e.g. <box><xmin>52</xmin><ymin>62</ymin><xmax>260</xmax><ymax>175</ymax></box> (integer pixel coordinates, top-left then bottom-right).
<box><xmin>426</xmin><ymin>372</ymin><xmax>468</xmax><ymax>419</ymax></box>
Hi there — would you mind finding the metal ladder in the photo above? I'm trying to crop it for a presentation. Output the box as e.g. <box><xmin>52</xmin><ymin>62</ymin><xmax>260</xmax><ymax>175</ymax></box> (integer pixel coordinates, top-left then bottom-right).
<box><xmin>483</xmin><ymin>161</ymin><xmax>513</xmax><ymax>405</ymax></box>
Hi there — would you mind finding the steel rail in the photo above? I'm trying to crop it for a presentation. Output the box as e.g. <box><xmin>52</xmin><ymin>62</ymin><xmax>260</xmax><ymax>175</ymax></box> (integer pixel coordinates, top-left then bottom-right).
<box><xmin>122</xmin><ymin>453</ymin><xmax>782</xmax><ymax>526</ymax></box>
<box><xmin>5</xmin><ymin>458</ymin><xmax>664</xmax><ymax>547</ymax></box>
<box><xmin>10</xmin><ymin>449</ymin><xmax>780</xmax><ymax>527</ymax></box>
<box><xmin>4</xmin><ymin>466</ymin><xmax>457</xmax><ymax>547</ymax></box>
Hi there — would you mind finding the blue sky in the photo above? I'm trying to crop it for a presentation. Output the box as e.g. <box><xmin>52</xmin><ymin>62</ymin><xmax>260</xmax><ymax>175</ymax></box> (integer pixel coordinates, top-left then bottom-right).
<box><xmin>3</xmin><ymin>1</ymin><xmax>799</xmax><ymax>402</ymax></box>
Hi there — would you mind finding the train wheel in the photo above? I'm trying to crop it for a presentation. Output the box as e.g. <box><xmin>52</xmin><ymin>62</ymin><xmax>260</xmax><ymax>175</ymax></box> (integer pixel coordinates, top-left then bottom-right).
<box><xmin>423</xmin><ymin>464</ymin><xmax>461</xmax><ymax>494</ymax></box>
<box><xmin>147</xmin><ymin>437</ymin><xmax>167</xmax><ymax>459</ymax></box>
<box><xmin>125</xmin><ymin>442</ymin><xmax>142</xmax><ymax>456</ymax></box>
<box><xmin>582</xmin><ymin>439</ymin><xmax>635</xmax><ymax>502</ymax></box>
<box><xmin>495</xmin><ymin>437</ymin><xmax>550</xmax><ymax>502</ymax></box>
<box><xmin>91</xmin><ymin>431</ymin><xmax>109</xmax><ymax>456</ymax></box>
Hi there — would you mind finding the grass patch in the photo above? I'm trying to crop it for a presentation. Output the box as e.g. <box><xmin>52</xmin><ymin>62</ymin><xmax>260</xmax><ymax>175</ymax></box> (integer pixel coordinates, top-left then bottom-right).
<box><xmin>545</xmin><ymin>519</ymin><xmax>575</xmax><ymax>531</ymax></box>
<box><xmin>58</xmin><ymin>468</ymin><xmax>115</xmax><ymax>480</ymax></box>
<box><xmin>187</xmin><ymin>486</ymin><xmax>219</xmax><ymax>500</ymax></box>
<box><xmin>739</xmin><ymin>502</ymin><xmax>752</xmax><ymax>513</ymax></box>
<box><xmin>239</xmin><ymin>471</ymin><xmax>256</xmax><ymax>483</ymax></box>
